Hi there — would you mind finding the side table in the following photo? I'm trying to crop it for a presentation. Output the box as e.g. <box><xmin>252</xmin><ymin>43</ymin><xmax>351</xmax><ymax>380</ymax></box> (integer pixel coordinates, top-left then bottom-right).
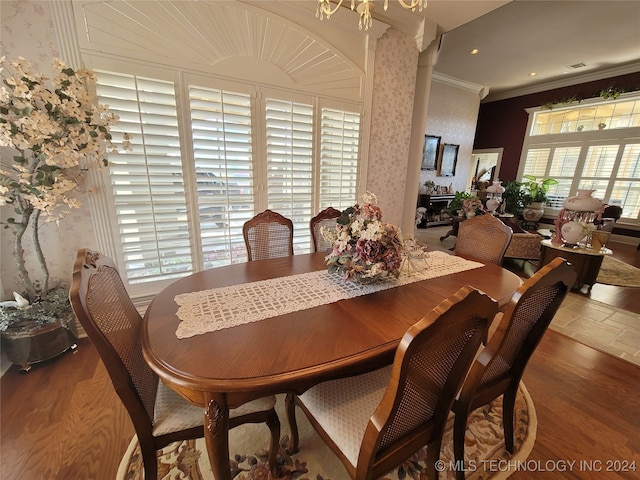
<box><xmin>538</xmin><ymin>239</ymin><xmax>612</xmax><ymax>292</ymax></box>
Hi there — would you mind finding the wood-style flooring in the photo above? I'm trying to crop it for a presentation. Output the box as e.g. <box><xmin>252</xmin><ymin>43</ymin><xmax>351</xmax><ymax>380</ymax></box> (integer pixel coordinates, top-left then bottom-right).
<box><xmin>1</xmin><ymin>241</ymin><xmax>639</xmax><ymax>480</ymax></box>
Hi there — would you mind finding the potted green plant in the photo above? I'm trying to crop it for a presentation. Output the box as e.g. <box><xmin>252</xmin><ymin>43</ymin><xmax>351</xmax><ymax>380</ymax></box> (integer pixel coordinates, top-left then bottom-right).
<box><xmin>501</xmin><ymin>180</ymin><xmax>526</xmax><ymax>215</ymax></box>
<box><xmin>521</xmin><ymin>175</ymin><xmax>558</xmax><ymax>223</ymax></box>
<box><xmin>521</xmin><ymin>175</ymin><xmax>558</xmax><ymax>204</ymax></box>
<box><xmin>0</xmin><ymin>56</ymin><xmax>129</xmax><ymax>370</ymax></box>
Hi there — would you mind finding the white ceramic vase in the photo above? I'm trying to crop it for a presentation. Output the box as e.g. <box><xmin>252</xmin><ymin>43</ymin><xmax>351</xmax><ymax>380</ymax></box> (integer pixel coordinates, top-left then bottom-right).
<box><xmin>486</xmin><ymin>198</ymin><xmax>501</xmax><ymax>212</ymax></box>
<box><xmin>560</xmin><ymin>220</ymin><xmax>587</xmax><ymax>245</ymax></box>
<box><xmin>563</xmin><ymin>189</ymin><xmax>603</xmax><ymax>212</ymax></box>
<box><xmin>523</xmin><ymin>202</ymin><xmax>545</xmax><ymax>222</ymax></box>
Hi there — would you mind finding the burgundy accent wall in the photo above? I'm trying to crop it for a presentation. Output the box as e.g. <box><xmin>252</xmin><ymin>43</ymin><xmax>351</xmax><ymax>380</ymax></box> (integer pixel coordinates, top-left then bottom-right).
<box><xmin>474</xmin><ymin>71</ymin><xmax>640</xmax><ymax>181</ymax></box>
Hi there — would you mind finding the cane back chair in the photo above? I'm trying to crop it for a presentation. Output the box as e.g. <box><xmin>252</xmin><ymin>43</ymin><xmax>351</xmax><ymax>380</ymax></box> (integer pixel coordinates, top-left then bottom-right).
<box><xmin>452</xmin><ymin>257</ymin><xmax>576</xmax><ymax>480</ymax></box>
<box><xmin>243</xmin><ymin>209</ymin><xmax>294</xmax><ymax>261</ymax></box>
<box><xmin>310</xmin><ymin>207</ymin><xmax>341</xmax><ymax>252</ymax></box>
<box><xmin>285</xmin><ymin>286</ymin><xmax>498</xmax><ymax>480</ymax></box>
<box><xmin>455</xmin><ymin>213</ymin><xmax>513</xmax><ymax>265</ymax></box>
<box><xmin>69</xmin><ymin>249</ymin><xmax>280</xmax><ymax>479</ymax></box>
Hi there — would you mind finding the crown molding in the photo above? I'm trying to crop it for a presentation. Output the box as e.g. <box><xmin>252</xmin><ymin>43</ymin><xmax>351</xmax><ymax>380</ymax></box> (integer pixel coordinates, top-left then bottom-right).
<box><xmin>484</xmin><ymin>61</ymin><xmax>640</xmax><ymax>103</ymax></box>
<box><xmin>431</xmin><ymin>72</ymin><xmax>489</xmax><ymax>99</ymax></box>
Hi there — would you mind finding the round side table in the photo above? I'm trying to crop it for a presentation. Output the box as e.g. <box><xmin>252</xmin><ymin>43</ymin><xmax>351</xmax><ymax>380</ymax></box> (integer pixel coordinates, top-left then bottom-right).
<box><xmin>538</xmin><ymin>239</ymin><xmax>612</xmax><ymax>292</ymax></box>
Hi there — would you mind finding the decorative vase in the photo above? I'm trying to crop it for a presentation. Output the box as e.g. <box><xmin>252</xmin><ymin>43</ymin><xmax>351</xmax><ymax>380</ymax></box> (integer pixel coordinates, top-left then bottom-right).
<box><xmin>486</xmin><ymin>180</ymin><xmax>505</xmax><ymax>194</ymax></box>
<box><xmin>486</xmin><ymin>198</ymin><xmax>501</xmax><ymax>212</ymax></box>
<box><xmin>0</xmin><ymin>312</ymin><xmax>78</xmax><ymax>372</ymax></box>
<box><xmin>485</xmin><ymin>180</ymin><xmax>505</xmax><ymax>213</ymax></box>
<box><xmin>523</xmin><ymin>202</ymin><xmax>545</xmax><ymax>222</ymax></box>
<box><xmin>560</xmin><ymin>221</ymin><xmax>587</xmax><ymax>246</ymax></box>
<box><xmin>563</xmin><ymin>189</ymin><xmax>603</xmax><ymax>212</ymax></box>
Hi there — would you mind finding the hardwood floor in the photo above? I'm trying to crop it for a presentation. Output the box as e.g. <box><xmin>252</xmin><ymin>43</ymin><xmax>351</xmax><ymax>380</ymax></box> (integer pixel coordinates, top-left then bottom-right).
<box><xmin>1</xmin><ymin>241</ymin><xmax>639</xmax><ymax>480</ymax></box>
<box><xmin>586</xmin><ymin>241</ymin><xmax>640</xmax><ymax>314</ymax></box>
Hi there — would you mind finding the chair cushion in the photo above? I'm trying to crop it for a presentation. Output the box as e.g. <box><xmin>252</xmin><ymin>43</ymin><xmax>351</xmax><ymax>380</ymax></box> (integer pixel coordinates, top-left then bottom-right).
<box><xmin>298</xmin><ymin>366</ymin><xmax>392</xmax><ymax>467</ymax></box>
<box><xmin>504</xmin><ymin>232</ymin><xmax>542</xmax><ymax>260</ymax></box>
<box><xmin>153</xmin><ymin>381</ymin><xmax>276</xmax><ymax>436</ymax></box>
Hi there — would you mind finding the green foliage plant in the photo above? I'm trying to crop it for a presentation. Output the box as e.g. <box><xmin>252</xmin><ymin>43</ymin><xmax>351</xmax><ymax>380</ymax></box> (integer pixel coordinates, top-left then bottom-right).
<box><xmin>521</xmin><ymin>175</ymin><xmax>558</xmax><ymax>204</ymax></box>
<box><xmin>501</xmin><ymin>181</ymin><xmax>526</xmax><ymax>215</ymax></box>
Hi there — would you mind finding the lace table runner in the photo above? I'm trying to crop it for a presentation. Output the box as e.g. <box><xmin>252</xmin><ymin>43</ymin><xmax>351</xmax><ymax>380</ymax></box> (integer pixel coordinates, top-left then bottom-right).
<box><xmin>174</xmin><ymin>251</ymin><xmax>483</xmax><ymax>338</ymax></box>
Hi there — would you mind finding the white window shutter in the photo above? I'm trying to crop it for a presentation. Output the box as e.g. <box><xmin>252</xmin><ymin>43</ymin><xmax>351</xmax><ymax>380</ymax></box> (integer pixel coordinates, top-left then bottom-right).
<box><xmin>189</xmin><ymin>86</ymin><xmax>254</xmax><ymax>266</ymax></box>
<box><xmin>319</xmin><ymin>108</ymin><xmax>360</xmax><ymax>210</ymax></box>
<box><xmin>95</xmin><ymin>71</ymin><xmax>192</xmax><ymax>283</ymax></box>
<box><xmin>265</xmin><ymin>99</ymin><xmax>314</xmax><ymax>254</ymax></box>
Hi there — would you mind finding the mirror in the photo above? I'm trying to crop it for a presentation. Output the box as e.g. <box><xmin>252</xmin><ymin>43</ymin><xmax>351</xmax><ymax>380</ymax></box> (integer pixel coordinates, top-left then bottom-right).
<box><xmin>469</xmin><ymin>148</ymin><xmax>503</xmax><ymax>190</ymax></box>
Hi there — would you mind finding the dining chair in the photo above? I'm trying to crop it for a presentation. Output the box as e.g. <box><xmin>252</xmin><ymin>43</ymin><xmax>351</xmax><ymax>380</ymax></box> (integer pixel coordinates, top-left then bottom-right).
<box><xmin>452</xmin><ymin>257</ymin><xmax>576</xmax><ymax>480</ymax></box>
<box><xmin>285</xmin><ymin>286</ymin><xmax>498</xmax><ymax>480</ymax></box>
<box><xmin>596</xmin><ymin>205</ymin><xmax>622</xmax><ymax>232</ymax></box>
<box><xmin>310</xmin><ymin>206</ymin><xmax>341</xmax><ymax>252</ymax></box>
<box><xmin>502</xmin><ymin>218</ymin><xmax>543</xmax><ymax>264</ymax></box>
<box><xmin>455</xmin><ymin>214</ymin><xmax>513</xmax><ymax>265</ymax></box>
<box><xmin>243</xmin><ymin>209</ymin><xmax>294</xmax><ymax>261</ymax></box>
<box><xmin>69</xmin><ymin>249</ymin><xmax>280</xmax><ymax>479</ymax></box>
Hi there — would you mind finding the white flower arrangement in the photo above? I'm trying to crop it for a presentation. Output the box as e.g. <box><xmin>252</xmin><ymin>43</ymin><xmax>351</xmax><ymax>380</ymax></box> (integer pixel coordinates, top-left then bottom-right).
<box><xmin>0</xmin><ymin>56</ymin><xmax>130</xmax><ymax>309</ymax></box>
<box><xmin>322</xmin><ymin>193</ymin><xmax>404</xmax><ymax>283</ymax></box>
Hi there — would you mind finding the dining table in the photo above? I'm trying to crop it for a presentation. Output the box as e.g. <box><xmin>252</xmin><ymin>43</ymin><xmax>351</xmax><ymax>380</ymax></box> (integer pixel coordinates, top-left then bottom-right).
<box><xmin>142</xmin><ymin>250</ymin><xmax>522</xmax><ymax>480</ymax></box>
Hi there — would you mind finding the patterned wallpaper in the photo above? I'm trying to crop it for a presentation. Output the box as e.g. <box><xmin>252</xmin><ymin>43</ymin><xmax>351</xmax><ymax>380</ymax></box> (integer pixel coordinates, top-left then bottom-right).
<box><xmin>0</xmin><ymin>1</ymin><xmax>96</xmax><ymax>297</ymax></box>
<box><xmin>419</xmin><ymin>80</ymin><xmax>481</xmax><ymax>195</ymax></box>
<box><xmin>367</xmin><ymin>29</ymin><xmax>419</xmax><ymax>227</ymax></box>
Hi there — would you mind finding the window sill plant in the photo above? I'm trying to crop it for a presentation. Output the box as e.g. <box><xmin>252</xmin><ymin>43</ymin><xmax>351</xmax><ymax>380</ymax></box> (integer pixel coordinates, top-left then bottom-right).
<box><xmin>0</xmin><ymin>56</ymin><xmax>129</xmax><ymax>368</ymax></box>
<box><xmin>521</xmin><ymin>175</ymin><xmax>558</xmax><ymax>205</ymax></box>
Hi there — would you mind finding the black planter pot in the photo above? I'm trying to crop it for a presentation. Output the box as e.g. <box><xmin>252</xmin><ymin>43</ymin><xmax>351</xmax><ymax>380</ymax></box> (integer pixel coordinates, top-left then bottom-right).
<box><xmin>1</xmin><ymin>315</ymin><xmax>78</xmax><ymax>372</ymax></box>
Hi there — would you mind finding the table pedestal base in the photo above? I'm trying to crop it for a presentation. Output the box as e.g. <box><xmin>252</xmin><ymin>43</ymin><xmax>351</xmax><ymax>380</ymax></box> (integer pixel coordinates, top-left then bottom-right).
<box><xmin>539</xmin><ymin>243</ymin><xmax>607</xmax><ymax>292</ymax></box>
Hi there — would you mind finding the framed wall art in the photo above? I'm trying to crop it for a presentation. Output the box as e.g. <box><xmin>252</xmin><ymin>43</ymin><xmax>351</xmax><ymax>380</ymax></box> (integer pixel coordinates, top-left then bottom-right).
<box><xmin>439</xmin><ymin>143</ymin><xmax>459</xmax><ymax>177</ymax></box>
<box><xmin>421</xmin><ymin>135</ymin><xmax>440</xmax><ymax>170</ymax></box>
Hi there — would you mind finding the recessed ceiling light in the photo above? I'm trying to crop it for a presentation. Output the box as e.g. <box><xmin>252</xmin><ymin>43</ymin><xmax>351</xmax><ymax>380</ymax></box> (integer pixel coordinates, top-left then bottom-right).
<box><xmin>529</xmin><ymin>72</ymin><xmax>538</xmax><ymax>77</ymax></box>
<box><xmin>469</xmin><ymin>48</ymin><xmax>479</xmax><ymax>55</ymax></box>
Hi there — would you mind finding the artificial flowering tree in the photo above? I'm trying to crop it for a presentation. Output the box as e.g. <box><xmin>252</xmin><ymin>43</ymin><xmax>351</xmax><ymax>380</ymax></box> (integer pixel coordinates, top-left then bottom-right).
<box><xmin>0</xmin><ymin>56</ymin><xmax>130</xmax><ymax>332</ymax></box>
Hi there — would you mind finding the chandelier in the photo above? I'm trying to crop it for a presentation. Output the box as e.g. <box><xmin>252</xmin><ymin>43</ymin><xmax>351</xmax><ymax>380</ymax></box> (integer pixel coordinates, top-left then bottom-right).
<box><xmin>316</xmin><ymin>0</ymin><xmax>428</xmax><ymax>31</ymax></box>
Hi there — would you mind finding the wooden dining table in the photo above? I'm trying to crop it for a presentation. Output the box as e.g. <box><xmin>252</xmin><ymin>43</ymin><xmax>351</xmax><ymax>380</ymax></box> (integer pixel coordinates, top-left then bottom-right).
<box><xmin>142</xmin><ymin>251</ymin><xmax>521</xmax><ymax>480</ymax></box>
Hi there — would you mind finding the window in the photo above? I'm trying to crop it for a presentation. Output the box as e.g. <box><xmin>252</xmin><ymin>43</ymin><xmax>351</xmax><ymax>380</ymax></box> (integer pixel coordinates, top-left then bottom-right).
<box><xmin>531</xmin><ymin>97</ymin><xmax>640</xmax><ymax>135</ymax></box>
<box><xmin>318</xmin><ymin>108</ymin><xmax>360</xmax><ymax>209</ymax></box>
<box><xmin>265</xmin><ymin>99</ymin><xmax>314</xmax><ymax>253</ymax></box>
<box><xmin>95</xmin><ymin>69</ymin><xmax>361</xmax><ymax>288</ymax></box>
<box><xmin>189</xmin><ymin>86</ymin><xmax>255</xmax><ymax>267</ymax></box>
<box><xmin>519</xmin><ymin>93</ymin><xmax>640</xmax><ymax>223</ymax></box>
<box><xmin>95</xmin><ymin>72</ymin><xmax>192</xmax><ymax>284</ymax></box>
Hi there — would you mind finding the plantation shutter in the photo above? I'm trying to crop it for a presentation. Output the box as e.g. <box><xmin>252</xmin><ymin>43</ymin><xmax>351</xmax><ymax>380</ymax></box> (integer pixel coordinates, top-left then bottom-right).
<box><xmin>521</xmin><ymin>148</ymin><xmax>551</xmax><ymax>178</ymax></box>
<box><xmin>189</xmin><ymin>86</ymin><xmax>254</xmax><ymax>266</ymax></box>
<box><xmin>319</xmin><ymin>108</ymin><xmax>360</xmax><ymax>210</ymax></box>
<box><xmin>546</xmin><ymin>146</ymin><xmax>581</xmax><ymax>208</ymax></box>
<box><xmin>95</xmin><ymin>71</ymin><xmax>192</xmax><ymax>283</ymax></box>
<box><xmin>612</xmin><ymin>143</ymin><xmax>640</xmax><ymax>218</ymax></box>
<box><xmin>265</xmin><ymin>99</ymin><xmax>314</xmax><ymax>253</ymax></box>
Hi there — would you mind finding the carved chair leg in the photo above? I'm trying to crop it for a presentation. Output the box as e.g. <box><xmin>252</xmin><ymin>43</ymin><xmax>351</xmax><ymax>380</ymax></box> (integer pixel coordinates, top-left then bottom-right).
<box><xmin>140</xmin><ymin>442</ymin><xmax>158</xmax><ymax>480</ymax></box>
<box><xmin>426</xmin><ymin>438</ymin><xmax>442</xmax><ymax>480</ymax></box>
<box><xmin>453</xmin><ymin>410</ymin><xmax>469</xmax><ymax>480</ymax></box>
<box><xmin>284</xmin><ymin>393</ymin><xmax>300</xmax><ymax>453</ymax></box>
<box><xmin>502</xmin><ymin>386</ymin><xmax>518</xmax><ymax>454</ymax></box>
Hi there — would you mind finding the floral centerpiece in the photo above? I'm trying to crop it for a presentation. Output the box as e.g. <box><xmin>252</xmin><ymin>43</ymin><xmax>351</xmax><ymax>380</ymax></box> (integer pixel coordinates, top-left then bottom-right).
<box><xmin>461</xmin><ymin>198</ymin><xmax>485</xmax><ymax>218</ymax></box>
<box><xmin>446</xmin><ymin>192</ymin><xmax>485</xmax><ymax>219</ymax></box>
<box><xmin>0</xmin><ymin>56</ymin><xmax>129</xmax><ymax>333</ymax></box>
<box><xmin>321</xmin><ymin>193</ymin><xmax>404</xmax><ymax>283</ymax></box>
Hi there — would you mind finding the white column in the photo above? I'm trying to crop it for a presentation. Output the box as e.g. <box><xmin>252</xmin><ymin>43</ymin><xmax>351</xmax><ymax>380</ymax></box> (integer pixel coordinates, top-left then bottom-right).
<box><xmin>401</xmin><ymin>36</ymin><xmax>441</xmax><ymax>236</ymax></box>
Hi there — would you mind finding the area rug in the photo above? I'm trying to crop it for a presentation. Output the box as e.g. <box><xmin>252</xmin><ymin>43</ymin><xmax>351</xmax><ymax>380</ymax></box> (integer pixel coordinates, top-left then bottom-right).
<box><xmin>596</xmin><ymin>256</ymin><xmax>640</xmax><ymax>287</ymax></box>
<box><xmin>118</xmin><ymin>387</ymin><xmax>536</xmax><ymax>480</ymax></box>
